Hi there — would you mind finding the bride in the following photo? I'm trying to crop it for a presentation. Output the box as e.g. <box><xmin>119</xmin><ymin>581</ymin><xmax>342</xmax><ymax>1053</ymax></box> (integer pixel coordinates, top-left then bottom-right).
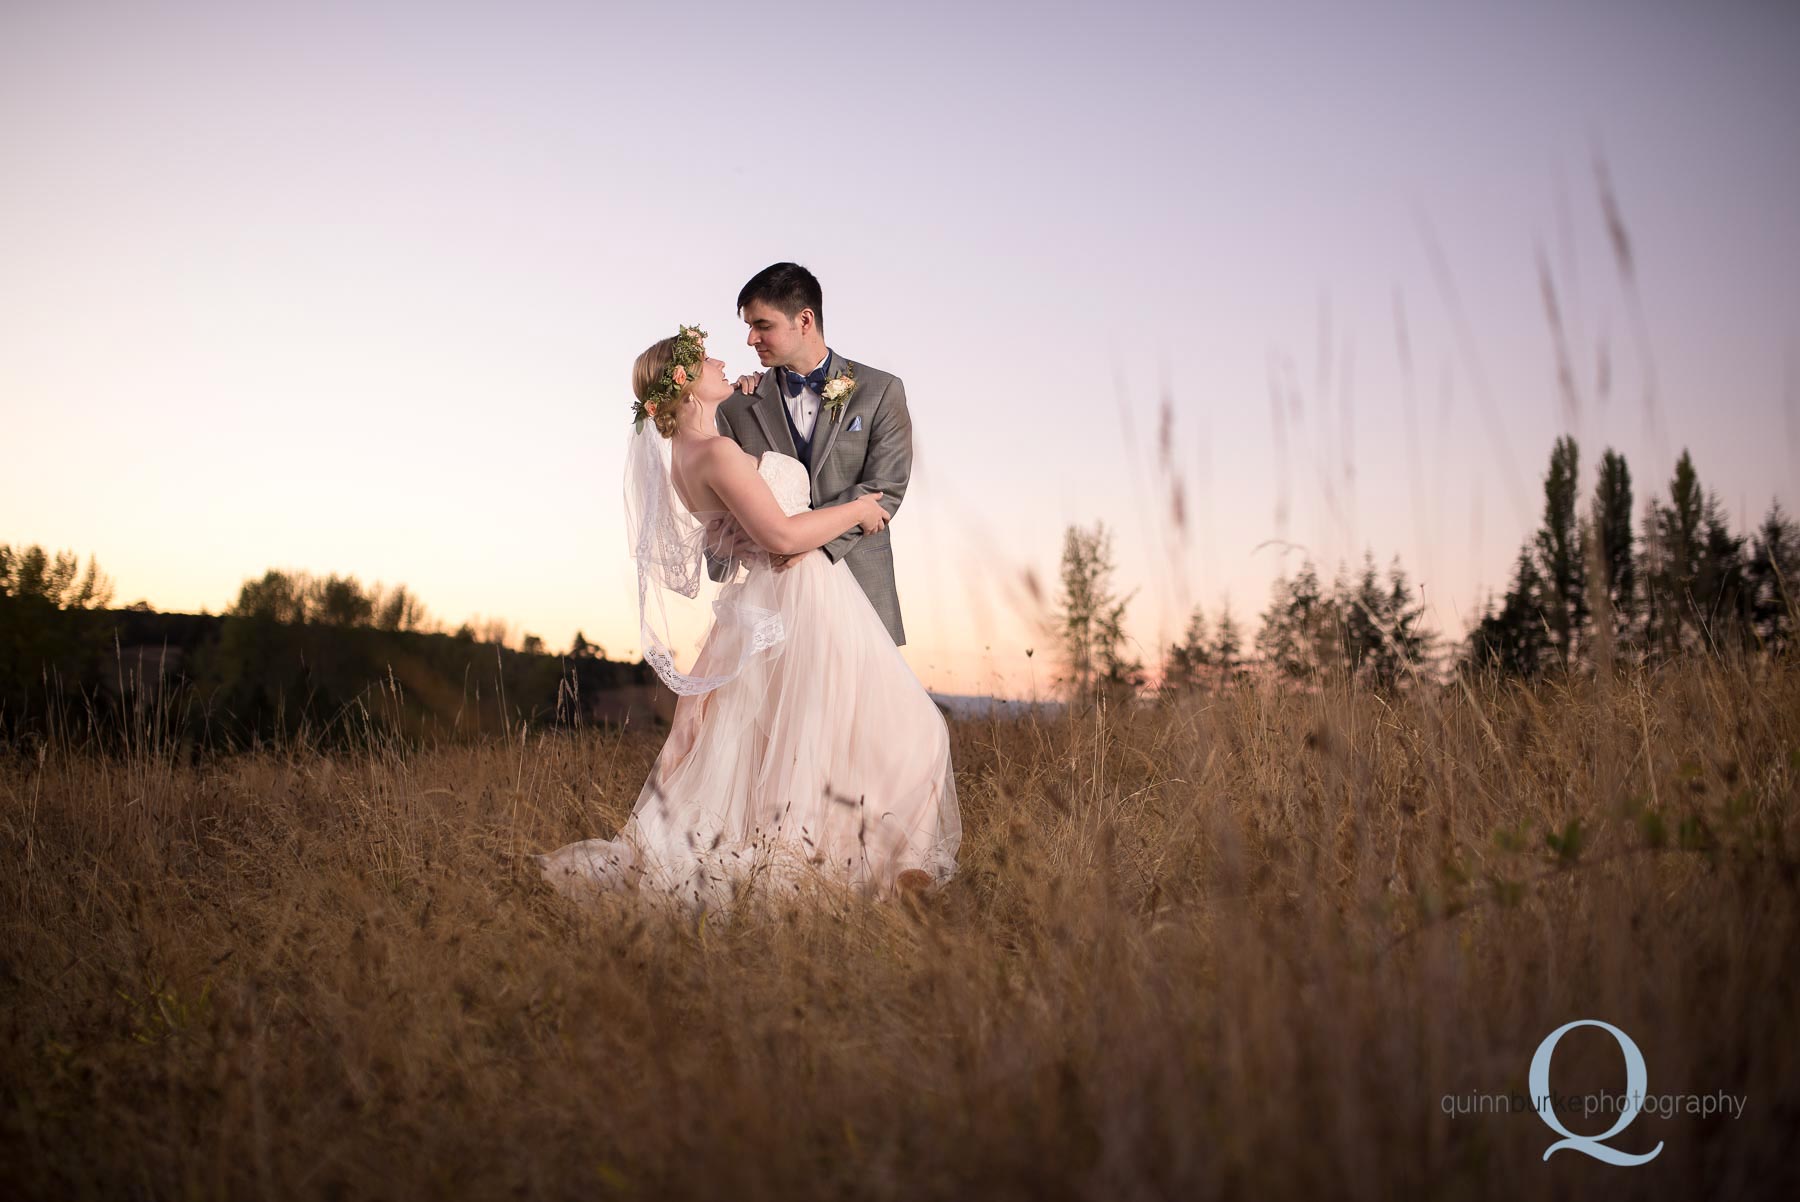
<box><xmin>533</xmin><ymin>325</ymin><xmax>961</xmax><ymax>913</ymax></box>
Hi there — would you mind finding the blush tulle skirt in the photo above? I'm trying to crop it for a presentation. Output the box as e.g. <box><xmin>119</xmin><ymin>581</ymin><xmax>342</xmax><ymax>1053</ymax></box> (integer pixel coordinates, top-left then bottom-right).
<box><xmin>533</xmin><ymin>552</ymin><xmax>960</xmax><ymax>914</ymax></box>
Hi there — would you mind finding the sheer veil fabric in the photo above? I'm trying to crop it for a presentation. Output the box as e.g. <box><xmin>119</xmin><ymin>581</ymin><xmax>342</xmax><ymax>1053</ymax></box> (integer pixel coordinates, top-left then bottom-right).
<box><xmin>535</xmin><ymin>434</ymin><xmax>960</xmax><ymax>914</ymax></box>
<box><xmin>623</xmin><ymin>421</ymin><xmax>785</xmax><ymax>697</ymax></box>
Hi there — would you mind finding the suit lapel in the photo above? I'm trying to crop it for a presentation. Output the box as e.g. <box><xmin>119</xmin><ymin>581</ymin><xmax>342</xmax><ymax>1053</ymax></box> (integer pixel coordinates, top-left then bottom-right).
<box><xmin>809</xmin><ymin>350</ymin><xmax>851</xmax><ymax>484</ymax></box>
<box><xmin>749</xmin><ymin>371</ymin><xmax>798</xmax><ymax>460</ymax></box>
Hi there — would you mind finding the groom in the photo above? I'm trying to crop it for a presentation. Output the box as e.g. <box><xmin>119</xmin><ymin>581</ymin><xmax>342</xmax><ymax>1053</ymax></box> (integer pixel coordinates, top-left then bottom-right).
<box><xmin>709</xmin><ymin>262</ymin><xmax>912</xmax><ymax>646</ymax></box>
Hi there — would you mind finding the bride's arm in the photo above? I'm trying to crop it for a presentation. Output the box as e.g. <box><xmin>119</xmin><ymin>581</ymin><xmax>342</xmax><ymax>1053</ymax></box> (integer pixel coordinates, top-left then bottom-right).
<box><xmin>700</xmin><ymin>441</ymin><xmax>884</xmax><ymax>556</ymax></box>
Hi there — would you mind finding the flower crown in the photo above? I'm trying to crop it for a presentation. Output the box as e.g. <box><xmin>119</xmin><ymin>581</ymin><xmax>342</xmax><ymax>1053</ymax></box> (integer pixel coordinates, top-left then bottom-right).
<box><xmin>632</xmin><ymin>324</ymin><xmax>708</xmax><ymax>431</ymax></box>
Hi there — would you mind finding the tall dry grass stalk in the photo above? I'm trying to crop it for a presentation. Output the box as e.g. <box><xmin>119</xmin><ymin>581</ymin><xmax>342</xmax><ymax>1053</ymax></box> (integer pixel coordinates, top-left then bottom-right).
<box><xmin>2</xmin><ymin>657</ymin><xmax>1796</xmax><ymax>1199</ymax></box>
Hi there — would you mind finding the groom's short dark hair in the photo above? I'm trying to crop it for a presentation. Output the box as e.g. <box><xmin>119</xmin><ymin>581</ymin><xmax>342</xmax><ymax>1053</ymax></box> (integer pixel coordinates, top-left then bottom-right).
<box><xmin>737</xmin><ymin>262</ymin><xmax>824</xmax><ymax>332</ymax></box>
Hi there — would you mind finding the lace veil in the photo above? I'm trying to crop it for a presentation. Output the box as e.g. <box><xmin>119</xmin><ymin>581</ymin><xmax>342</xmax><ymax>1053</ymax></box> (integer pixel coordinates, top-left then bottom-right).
<box><xmin>624</xmin><ymin>422</ymin><xmax>786</xmax><ymax>695</ymax></box>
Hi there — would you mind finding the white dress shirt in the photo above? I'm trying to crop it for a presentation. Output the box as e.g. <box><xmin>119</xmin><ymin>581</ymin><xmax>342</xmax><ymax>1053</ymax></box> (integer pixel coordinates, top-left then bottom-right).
<box><xmin>784</xmin><ymin>352</ymin><xmax>829</xmax><ymax>444</ymax></box>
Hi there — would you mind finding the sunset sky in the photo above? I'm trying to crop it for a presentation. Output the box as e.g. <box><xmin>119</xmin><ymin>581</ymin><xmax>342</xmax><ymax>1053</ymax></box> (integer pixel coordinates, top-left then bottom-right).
<box><xmin>4</xmin><ymin>0</ymin><xmax>1797</xmax><ymax>697</ymax></box>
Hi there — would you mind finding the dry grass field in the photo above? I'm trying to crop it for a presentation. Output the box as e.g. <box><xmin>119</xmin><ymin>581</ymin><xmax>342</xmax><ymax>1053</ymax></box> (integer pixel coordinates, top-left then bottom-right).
<box><xmin>2</xmin><ymin>659</ymin><xmax>1796</xmax><ymax>1200</ymax></box>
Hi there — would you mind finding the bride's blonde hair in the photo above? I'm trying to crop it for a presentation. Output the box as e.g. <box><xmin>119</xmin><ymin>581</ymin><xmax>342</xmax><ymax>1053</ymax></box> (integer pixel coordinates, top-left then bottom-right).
<box><xmin>633</xmin><ymin>336</ymin><xmax>698</xmax><ymax>439</ymax></box>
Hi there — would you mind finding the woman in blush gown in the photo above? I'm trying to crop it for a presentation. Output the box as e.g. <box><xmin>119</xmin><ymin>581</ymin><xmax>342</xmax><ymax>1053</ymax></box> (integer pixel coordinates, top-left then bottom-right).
<box><xmin>532</xmin><ymin>325</ymin><xmax>960</xmax><ymax>915</ymax></box>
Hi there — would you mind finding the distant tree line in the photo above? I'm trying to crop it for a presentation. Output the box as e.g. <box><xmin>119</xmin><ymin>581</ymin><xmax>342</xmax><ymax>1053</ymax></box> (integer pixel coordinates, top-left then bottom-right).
<box><xmin>1250</xmin><ymin>554</ymin><xmax>1430</xmax><ymax>691</ymax></box>
<box><xmin>1049</xmin><ymin>439</ymin><xmax>1796</xmax><ymax>702</ymax></box>
<box><xmin>0</xmin><ymin>551</ymin><xmax>649</xmax><ymax>750</ymax></box>
<box><xmin>1466</xmin><ymin>440</ymin><xmax>1796</xmax><ymax>675</ymax></box>
<box><xmin>1</xmin><ymin>546</ymin><xmax>118</xmax><ymax>736</ymax></box>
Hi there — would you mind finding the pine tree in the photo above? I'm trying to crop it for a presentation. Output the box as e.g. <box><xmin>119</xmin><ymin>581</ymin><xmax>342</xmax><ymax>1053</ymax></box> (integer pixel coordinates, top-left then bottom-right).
<box><xmin>1535</xmin><ymin>436</ymin><xmax>1587</xmax><ymax>664</ymax></box>
<box><xmin>1052</xmin><ymin>522</ymin><xmax>1140</xmax><ymax>706</ymax></box>
<box><xmin>1211</xmin><ymin>605</ymin><xmax>1243</xmax><ymax>683</ymax></box>
<box><xmin>1256</xmin><ymin>561</ymin><xmax>1337</xmax><ymax>681</ymax></box>
<box><xmin>1337</xmin><ymin>553</ymin><xmax>1428</xmax><ymax>690</ymax></box>
<box><xmin>1647</xmin><ymin>451</ymin><xmax>1706</xmax><ymax>655</ymax></box>
<box><xmin>1382</xmin><ymin>559</ymin><xmax>1430</xmax><ymax>683</ymax></box>
<box><xmin>1590</xmin><ymin>448</ymin><xmax>1636</xmax><ymax>647</ymax></box>
<box><xmin>1746</xmin><ymin>501</ymin><xmax>1799</xmax><ymax>653</ymax></box>
<box><xmin>1161</xmin><ymin>605</ymin><xmax>1210</xmax><ymax>695</ymax></box>
<box><xmin>1097</xmin><ymin>602</ymin><xmax>1145</xmax><ymax>698</ymax></box>
<box><xmin>1696</xmin><ymin>492</ymin><xmax>1748</xmax><ymax>650</ymax></box>
<box><xmin>1255</xmin><ymin>575</ymin><xmax>1299</xmax><ymax>679</ymax></box>
<box><xmin>1342</xmin><ymin>553</ymin><xmax>1390</xmax><ymax>686</ymax></box>
<box><xmin>1467</xmin><ymin>541</ymin><xmax>1549</xmax><ymax>677</ymax></box>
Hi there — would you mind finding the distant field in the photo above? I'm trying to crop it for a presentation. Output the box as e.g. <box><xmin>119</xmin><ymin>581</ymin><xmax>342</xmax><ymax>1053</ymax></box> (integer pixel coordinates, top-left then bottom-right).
<box><xmin>2</xmin><ymin>660</ymin><xmax>1795</xmax><ymax>1200</ymax></box>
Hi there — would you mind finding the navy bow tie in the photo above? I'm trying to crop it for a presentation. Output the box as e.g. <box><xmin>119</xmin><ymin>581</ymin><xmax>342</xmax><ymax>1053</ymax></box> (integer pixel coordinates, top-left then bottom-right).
<box><xmin>782</xmin><ymin>363</ymin><xmax>830</xmax><ymax>399</ymax></box>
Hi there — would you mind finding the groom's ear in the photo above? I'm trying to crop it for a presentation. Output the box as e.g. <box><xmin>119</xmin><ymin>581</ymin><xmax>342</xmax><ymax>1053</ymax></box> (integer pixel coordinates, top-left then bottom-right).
<box><xmin>796</xmin><ymin>307</ymin><xmax>819</xmax><ymax>336</ymax></box>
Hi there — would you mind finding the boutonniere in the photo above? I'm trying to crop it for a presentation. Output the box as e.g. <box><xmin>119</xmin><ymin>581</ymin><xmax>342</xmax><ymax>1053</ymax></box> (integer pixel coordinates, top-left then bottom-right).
<box><xmin>821</xmin><ymin>365</ymin><xmax>856</xmax><ymax>422</ymax></box>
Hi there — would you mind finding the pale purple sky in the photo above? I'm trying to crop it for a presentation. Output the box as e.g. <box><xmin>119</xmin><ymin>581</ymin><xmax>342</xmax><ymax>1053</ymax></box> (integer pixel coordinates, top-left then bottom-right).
<box><xmin>3</xmin><ymin>0</ymin><xmax>1796</xmax><ymax>695</ymax></box>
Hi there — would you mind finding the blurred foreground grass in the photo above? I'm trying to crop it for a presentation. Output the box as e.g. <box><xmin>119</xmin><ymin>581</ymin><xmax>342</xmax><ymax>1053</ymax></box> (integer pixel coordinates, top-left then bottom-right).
<box><xmin>2</xmin><ymin>659</ymin><xmax>1796</xmax><ymax>1200</ymax></box>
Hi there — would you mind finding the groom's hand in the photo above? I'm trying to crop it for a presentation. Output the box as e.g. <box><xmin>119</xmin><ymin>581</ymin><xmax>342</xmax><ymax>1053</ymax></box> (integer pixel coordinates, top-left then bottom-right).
<box><xmin>705</xmin><ymin>515</ymin><xmax>754</xmax><ymax>563</ymax></box>
<box><xmin>772</xmin><ymin>549</ymin><xmax>816</xmax><ymax>573</ymax></box>
<box><xmin>734</xmin><ymin>372</ymin><xmax>763</xmax><ymax>394</ymax></box>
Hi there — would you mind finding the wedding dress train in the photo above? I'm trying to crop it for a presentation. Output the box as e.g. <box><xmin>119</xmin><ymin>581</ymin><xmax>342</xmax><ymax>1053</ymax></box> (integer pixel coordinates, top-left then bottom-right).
<box><xmin>534</xmin><ymin>452</ymin><xmax>960</xmax><ymax>912</ymax></box>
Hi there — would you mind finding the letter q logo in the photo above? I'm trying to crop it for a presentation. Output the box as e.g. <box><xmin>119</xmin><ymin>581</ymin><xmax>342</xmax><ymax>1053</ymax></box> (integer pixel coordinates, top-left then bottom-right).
<box><xmin>1529</xmin><ymin>1019</ymin><xmax>1664</xmax><ymax>1166</ymax></box>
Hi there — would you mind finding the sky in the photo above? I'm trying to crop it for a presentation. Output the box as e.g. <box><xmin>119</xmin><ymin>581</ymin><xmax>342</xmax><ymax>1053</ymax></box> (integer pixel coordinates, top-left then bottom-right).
<box><xmin>3</xmin><ymin>0</ymin><xmax>1797</xmax><ymax>697</ymax></box>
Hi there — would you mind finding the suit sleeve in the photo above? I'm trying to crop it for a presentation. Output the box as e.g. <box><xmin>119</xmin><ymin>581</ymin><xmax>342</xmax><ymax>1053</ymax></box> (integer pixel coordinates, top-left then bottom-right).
<box><xmin>704</xmin><ymin>406</ymin><xmax>741</xmax><ymax>583</ymax></box>
<box><xmin>818</xmin><ymin>376</ymin><xmax>912</xmax><ymax>564</ymax></box>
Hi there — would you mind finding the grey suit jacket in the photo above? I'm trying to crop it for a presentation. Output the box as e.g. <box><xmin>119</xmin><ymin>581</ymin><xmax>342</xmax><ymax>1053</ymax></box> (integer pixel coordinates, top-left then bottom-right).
<box><xmin>712</xmin><ymin>350</ymin><xmax>911</xmax><ymax>645</ymax></box>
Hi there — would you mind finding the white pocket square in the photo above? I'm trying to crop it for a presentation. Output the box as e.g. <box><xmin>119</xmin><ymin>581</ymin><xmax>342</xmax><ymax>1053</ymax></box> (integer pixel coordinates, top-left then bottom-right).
<box><xmin>847</xmin><ymin>415</ymin><xmax>863</xmax><ymax>432</ymax></box>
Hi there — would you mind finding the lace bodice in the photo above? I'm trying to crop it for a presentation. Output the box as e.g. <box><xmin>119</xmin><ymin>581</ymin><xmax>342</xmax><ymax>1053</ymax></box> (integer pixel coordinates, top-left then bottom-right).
<box><xmin>758</xmin><ymin>452</ymin><xmax>811</xmax><ymax>516</ymax></box>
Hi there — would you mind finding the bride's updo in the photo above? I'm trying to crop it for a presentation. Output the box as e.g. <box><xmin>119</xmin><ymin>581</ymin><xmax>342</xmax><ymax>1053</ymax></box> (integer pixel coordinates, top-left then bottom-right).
<box><xmin>633</xmin><ymin>335</ymin><xmax>699</xmax><ymax>439</ymax></box>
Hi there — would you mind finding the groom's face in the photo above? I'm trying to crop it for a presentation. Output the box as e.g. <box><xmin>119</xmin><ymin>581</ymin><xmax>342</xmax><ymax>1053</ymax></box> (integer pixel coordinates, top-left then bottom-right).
<box><xmin>741</xmin><ymin>300</ymin><xmax>808</xmax><ymax>370</ymax></box>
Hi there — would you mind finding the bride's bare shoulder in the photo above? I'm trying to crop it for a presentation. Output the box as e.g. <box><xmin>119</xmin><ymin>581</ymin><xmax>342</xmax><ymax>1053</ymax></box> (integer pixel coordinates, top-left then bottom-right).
<box><xmin>695</xmin><ymin>437</ymin><xmax>756</xmax><ymax>473</ymax></box>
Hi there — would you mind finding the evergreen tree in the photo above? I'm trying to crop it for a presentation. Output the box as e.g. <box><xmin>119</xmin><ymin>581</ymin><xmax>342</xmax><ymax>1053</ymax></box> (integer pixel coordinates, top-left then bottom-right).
<box><xmin>1746</xmin><ymin>501</ymin><xmax>1799</xmax><ymax>653</ymax></box>
<box><xmin>1590</xmin><ymin>448</ymin><xmax>1636</xmax><ymax>647</ymax></box>
<box><xmin>1342</xmin><ymin>553</ymin><xmax>1389</xmax><ymax>684</ymax></box>
<box><xmin>1382</xmin><ymin>559</ymin><xmax>1430</xmax><ymax>683</ymax></box>
<box><xmin>1535</xmin><ymin>435</ymin><xmax>1587</xmax><ymax>663</ymax></box>
<box><xmin>1097</xmin><ymin>602</ymin><xmax>1145</xmax><ymax>698</ymax></box>
<box><xmin>1339</xmin><ymin>553</ymin><xmax>1428</xmax><ymax>690</ymax></box>
<box><xmin>1161</xmin><ymin>605</ymin><xmax>1210</xmax><ymax>694</ymax></box>
<box><xmin>1647</xmin><ymin>451</ymin><xmax>1706</xmax><ymax>655</ymax></box>
<box><xmin>1211</xmin><ymin>605</ymin><xmax>1243</xmax><ymax>683</ymax></box>
<box><xmin>1051</xmin><ymin>522</ymin><xmax>1140</xmax><ymax>705</ymax></box>
<box><xmin>1467</xmin><ymin>541</ymin><xmax>1549</xmax><ymax>677</ymax></box>
<box><xmin>1256</xmin><ymin>561</ymin><xmax>1336</xmax><ymax>681</ymax></box>
<box><xmin>1255</xmin><ymin>575</ymin><xmax>1298</xmax><ymax>678</ymax></box>
<box><xmin>1696</xmin><ymin>492</ymin><xmax>1749</xmax><ymax>650</ymax></box>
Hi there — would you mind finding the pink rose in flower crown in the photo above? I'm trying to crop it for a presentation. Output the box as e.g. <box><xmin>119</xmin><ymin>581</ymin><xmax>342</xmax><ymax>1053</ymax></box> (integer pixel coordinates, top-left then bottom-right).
<box><xmin>671</xmin><ymin>365</ymin><xmax>688</xmax><ymax>387</ymax></box>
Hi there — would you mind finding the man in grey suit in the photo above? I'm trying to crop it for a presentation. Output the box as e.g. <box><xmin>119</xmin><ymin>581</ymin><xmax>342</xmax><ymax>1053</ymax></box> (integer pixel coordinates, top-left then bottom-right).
<box><xmin>708</xmin><ymin>262</ymin><xmax>911</xmax><ymax>645</ymax></box>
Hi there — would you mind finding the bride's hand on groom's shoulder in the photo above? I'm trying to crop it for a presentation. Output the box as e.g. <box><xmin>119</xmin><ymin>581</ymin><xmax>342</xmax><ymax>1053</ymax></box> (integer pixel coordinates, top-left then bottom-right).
<box><xmin>734</xmin><ymin>372</ymin><xmax>763</xmax><ymax>394</ymax></box>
